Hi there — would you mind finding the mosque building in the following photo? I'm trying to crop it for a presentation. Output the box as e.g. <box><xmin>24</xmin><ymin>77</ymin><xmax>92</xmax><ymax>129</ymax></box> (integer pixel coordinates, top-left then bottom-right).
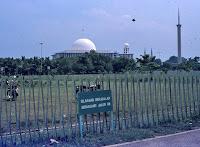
<box><xmin>52</xmin><ymin>38</ymin><xmax>133</xmax><ymax>59</ymax></box>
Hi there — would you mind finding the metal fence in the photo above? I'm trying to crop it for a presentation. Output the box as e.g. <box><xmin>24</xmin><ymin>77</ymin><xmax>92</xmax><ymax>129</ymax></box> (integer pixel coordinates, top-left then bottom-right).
<box><xmin>0</xmin><ymin>71</ymin><xmax>200</xmax><ymax>145</ymax></box>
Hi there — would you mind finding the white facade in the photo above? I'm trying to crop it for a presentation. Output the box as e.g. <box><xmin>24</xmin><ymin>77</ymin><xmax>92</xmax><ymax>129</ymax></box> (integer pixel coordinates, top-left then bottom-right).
<box><xmin>124</xmin><ymin>43</ymin><xmax>129</xmax><ymax>54</ymax></box>
<box><xmin>52</xmin><ymin>38</ymin><xmax>133</xmax><ymax>59</ymax></box>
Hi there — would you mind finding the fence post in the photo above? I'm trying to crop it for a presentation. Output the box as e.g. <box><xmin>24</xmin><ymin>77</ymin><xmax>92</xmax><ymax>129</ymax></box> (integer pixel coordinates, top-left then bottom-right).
<box><xmin>132</xmin><ymin>74</ymin><xmax>136</xmax><ymax>127</ymax></box>
<box><xmin>120</xmin><ymin>74</ymin><xmax>124</xmax><ymax>129</ymax></box>
<box><xmin>58</xmin><ymin>77</ymin><xmax>63</xmax><ymax>139</ymax></box>
<box><xmin>159</xmin><ymin>74</ymin><xmax>165</xmax><ymax>123</ymax></box>
<box><xmin>52</xmin><ymin>76</ymin><xmax>59</xmax><ymax>138</ymax></box>
<box><xmin>45</xmin><ymin>75</ymin><xmax>50</xmax><ymax>140</ymax></box>
<box><xmin>49</xmin><ymin>77</ymin><xmax>54</xmax><ymax>139</ymax></box>
<box><xmin>27</xmin><ymin>76</ymin><xmax>32</xmax><ymax>141</ymax></box>
<box><xmin>194</xmin><ymin>75</ymin><xmax>198</xmax><ymax>115</ymax></box>
<box><xmin>198</xmin><ymin>76</ymin><xmax>200</xmax><ymax>116</ymax></box>
<box><xmin>164</xmin><ymin>73</ymin><xmax>169</xmax><ymax>122</ymax></box>
<box><xmin>66</xmin><ymin>76</ymin><xmax>70</xmax><ymax>138</ymax></box>
<box><xmin>149</xmin><ymin>73</ymin><xmax>154</xmax><ymax>126</ymax></box>
<box><xmin>17</xmin><ymin>77</ymin><xmax>23</xmax><ymax>143</ymax></box>
<box><xmin>31</xmin><ymin>77</ymin><xmax>37</xmax><ymax>142</ymax></box>
<box><xmin>168</xmin><ymin>74</ymin><xmax>173</xmax><ymax>121</ymax></box>
<box><xmin>114</xmin><ymin>74</ymin><xmax>118</xmax><ymax>129</ymax></box>
<box><xmin>189</xmin><ymin>74</ymin><xmax>193</xmax><ymax>116</ymax></box>
<box><xmin>111</xmin><ymin>111</ymin><xmax>114</xmax><ymax>133</ymax></box>
<box><xmin>124</xmin><ymin>74</ymin><xmax>128</xmax><ymax>128</ymax></box>
<box><xmin>136</xmin><ymin>74</ymin><xmax>140</xmax><ymax>127</ymax></box>
<box><xmin>192</xmin><ymin>74</ymin><xmax>195</xmax><ymax>113</ymax></box>
<box><xmin>0</xmin><ymin>76</ymin><xmax>4</xmax><ymax>145</ymax></box>
<box><xmin>24</xmin><ymin>76</ymin><xmax>29</xmax><ymax>142</ymax></box>
<box><xmin>69</xmin><ymin>76</ymin><xmax>74</xmax><ymax>135</ymax></box>
<box><xmin>182</xmin><ymin>74</ymin><xmax>187</xmax><ymax>119</ymax></box>
<box><xmin>141</xmin><ymin>74</ymin><xmax>144</xmax><ymax>127</ymax></box>
<box><xmin>173</xmin><ymin>75</ymin><xmax>178</xmax><ymax>122</ymax></box>
<box><xmin>41</xmin><ymin>77</ymin><xmax>46</xmax><ymax>140</ymax></box>
<box><xmin>105</xmin><ymin>75</ymin><xmax>109</xmax><ymax>131</ymax></box>
<box><xmin>144</xmin><ymin>74</ymin><xmax>148</xmax><ymax>127</ymax></box>
<box><xmin>130</xmin><ymin>73</ymin><xmax>134</xmax><ymax>127</ymax></box>
<box><xmin>4</xmin><ymin>76</ymin><xmax>9</xmax><ymax>144</ymax></box>
<box><xmin>177</xmin><ymin>74</ymin><xmax>182</xmax><ymax>121</ymax></box>
<box><xmin>154</xmin><ymin>75</ymin><xmax>159</xmax><ymax>125</ymax></box>
<box><xmin>186</xmin><ymin>74</ymin><xmax>190</xmax><ymax>117</ymax></box>
<box><xmin>79</xmin><ymin>115</ymin><xmax>83</xmax><ymax>138</ymax></box>
<box><xmin>9</xmin><ymin>79</ymin><xmax>14</xmax><ymax>144</ymax></box>
<box><xmin>180</xmin><ymin>74</ymin><xmax>184</xmax><ymax>121</ymax></box>
<box><xmin>100</xmin><ymin>75</ymin><xmax>104</xmax><ymax>131</ymax></box>
<box><xmin>74</xmin><ymin>77</ymin><xmax>78</xmax><ymax>136</ymax></box>
<box><xmin>147</xmin><ymin>73</ymin><xmax>151</xmax><ymax>127</ymax></box>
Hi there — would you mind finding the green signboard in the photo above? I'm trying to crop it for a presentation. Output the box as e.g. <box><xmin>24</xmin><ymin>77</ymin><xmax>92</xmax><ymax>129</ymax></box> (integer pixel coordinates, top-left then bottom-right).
<box><xmin>77</xmin><ymin>90</ymin><xmax>114</xmax><ymax>137</ymax></box>
<box><xmin>78</xmin><ymin>90</ymin><xmax>113</xmax><ymax>115</ymax></box>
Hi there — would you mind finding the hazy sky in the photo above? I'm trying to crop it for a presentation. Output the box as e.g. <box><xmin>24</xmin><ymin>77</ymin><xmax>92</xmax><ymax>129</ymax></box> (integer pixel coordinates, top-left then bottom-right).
<box><xmin>0</xmin><ymin>0</ymin><xmax>200</xmax><ymax>61</ymax></box>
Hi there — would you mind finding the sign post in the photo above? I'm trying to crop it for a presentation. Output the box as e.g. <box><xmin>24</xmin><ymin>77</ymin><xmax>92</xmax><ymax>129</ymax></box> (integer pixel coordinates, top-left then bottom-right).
<box><xmin>78</xmin><ymin>90</ymin><xmax>114</xmax><ymax>138</ymax></box>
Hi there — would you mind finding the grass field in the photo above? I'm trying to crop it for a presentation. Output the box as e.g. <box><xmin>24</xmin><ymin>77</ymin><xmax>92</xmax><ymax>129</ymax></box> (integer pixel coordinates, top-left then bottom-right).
<box><xmin>0</xmin><ymin>71</ymin><xmax>200</xmax><ymax>144</ymax></box>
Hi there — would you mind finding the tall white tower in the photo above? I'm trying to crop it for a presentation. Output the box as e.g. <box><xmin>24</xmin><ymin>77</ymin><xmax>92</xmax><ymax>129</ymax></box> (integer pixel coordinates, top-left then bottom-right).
<box><xmin>177</xmin><ymin>8</ymin><xmax>182</xmax><ymax>63</ymax></box>
<box><xmin>124</xmin><ymin>43</ymin><xmax>129</xmax><ymax>54</ymax></box>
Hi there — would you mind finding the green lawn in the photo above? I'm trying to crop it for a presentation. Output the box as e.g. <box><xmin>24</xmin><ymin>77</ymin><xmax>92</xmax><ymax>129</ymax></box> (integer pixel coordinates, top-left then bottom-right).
<box><xmin>0</xmin><ymin>72</ymin><xmax>200</xmax><ymax>145</ymax></box>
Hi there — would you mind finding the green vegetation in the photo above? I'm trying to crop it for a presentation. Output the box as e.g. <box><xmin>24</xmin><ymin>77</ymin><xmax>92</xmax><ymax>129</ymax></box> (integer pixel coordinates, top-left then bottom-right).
<box><xmin>60</xmin><ymin>116</ymin><xmax>200</xmax><ymax>147</ymax></box>
<box><xmin>11</xmin><ymin>114</ymin><xmax>200</xmax><ymax>147</ymax></box>
<box><xmin>136</xmin><ymin>54</ymin><xmax>160</xmax><ymax>72</ymax></box>
<box><xmin>1</xmin><ymin>51</ymin><xmax>200</xmax><ymax>76</ymax></box>
<box><xmin>0</xmin><ymin>51</ymin><xmax>135</xmax><ymax>75</ymax></box>
<box><xmin>1</xmin><ymin>72</ymin><xmax>200</xmax><ymax>146</ymax></box>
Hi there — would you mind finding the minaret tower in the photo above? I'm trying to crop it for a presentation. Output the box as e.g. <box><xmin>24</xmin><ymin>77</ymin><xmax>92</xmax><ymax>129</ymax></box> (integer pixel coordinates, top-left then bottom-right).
<box><xmin>124</xmin><ymin>43</ymin><xmax>129</xmax><ymax>54</ymax></box>
<box><xmin>177</xmin><ymin>8</ymin><xmax>182</xmax><ymax>63</ymax></box>
<box><xmin>151</xmin><ymin>48</ymin><xmax>153</xmax><ymax>58</ymax></box>
<box><xmin>144</xmin><ymin>49</ymin><xmax>146</xmax><ymax>55</ymax></box>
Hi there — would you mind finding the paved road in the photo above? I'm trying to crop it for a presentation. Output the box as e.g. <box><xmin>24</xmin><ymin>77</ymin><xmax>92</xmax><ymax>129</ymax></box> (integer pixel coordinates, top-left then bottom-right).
<box><xmin>107</xmin><ymin>129</ymin><xmax>200</xmax><ymax>147</ymax></box>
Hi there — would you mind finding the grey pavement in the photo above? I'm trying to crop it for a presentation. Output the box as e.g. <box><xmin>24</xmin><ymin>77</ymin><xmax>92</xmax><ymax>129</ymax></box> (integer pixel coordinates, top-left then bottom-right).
<box><xmin>106</xmin><ymin>129</ymin><xmax>200</xmax><ymax>147</ymax></box>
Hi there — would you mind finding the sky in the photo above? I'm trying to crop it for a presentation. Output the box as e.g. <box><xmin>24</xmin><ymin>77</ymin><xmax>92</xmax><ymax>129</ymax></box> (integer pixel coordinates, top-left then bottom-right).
<box><xmin>0</xmin><ymin>0</ymin><xmax>200</xmax><ymax>61</ymax></box>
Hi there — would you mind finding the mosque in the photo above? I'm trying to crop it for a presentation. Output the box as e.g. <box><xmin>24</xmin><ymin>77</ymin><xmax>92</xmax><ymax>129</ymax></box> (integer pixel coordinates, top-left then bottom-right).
<box><xmin>52</xmin><ymin>38</ymin><xmax>133</xmax><ymax>59</ymax></box>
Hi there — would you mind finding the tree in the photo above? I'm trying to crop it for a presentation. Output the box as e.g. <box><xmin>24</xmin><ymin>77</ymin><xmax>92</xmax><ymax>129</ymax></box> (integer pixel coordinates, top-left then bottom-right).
<box><xmin>136</xmin><ymin>54</ymin><xmax>159</xmax><ymax>72</ymax></box>
<box><xmin>136</xmin><ymin>54</ymin><xmax>156</xmax><ymax>65</ymax></box>
<box><xmin>112</xmin><ymin>56</ymin><xmax>134</xmax><ymax>73</ymax></box>
<box><xmin>165</xmin><ymin>56</ymin><xmax>187</xmax><ymax>64</ymax></box>
<box><xmin>154</xmin><ymin>59</ymin><xmax>162</xmax><ymax>65</ymax></box>
<box><xmin>161</xmin><ymin>62</ymin><xmax>172</xmax><ymax>73</ymax></box>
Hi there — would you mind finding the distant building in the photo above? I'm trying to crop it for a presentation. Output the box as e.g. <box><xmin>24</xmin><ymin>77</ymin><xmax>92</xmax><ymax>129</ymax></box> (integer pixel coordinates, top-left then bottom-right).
<box><xmin>119</xmin><ymin>43</ymin><xmax>133</xmax><ymax>59</ymax></box>
<box><xmin>52</xmin><ymin>38</ymin><xmax>133</xmax><ymax>59</ymax></box>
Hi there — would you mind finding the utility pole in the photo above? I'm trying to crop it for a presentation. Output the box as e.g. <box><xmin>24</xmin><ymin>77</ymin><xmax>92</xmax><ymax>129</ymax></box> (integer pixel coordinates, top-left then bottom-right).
<box><xmin>158</xmin><ymin>52</ymin><xmax>162</xmax><ymax>59</ymax></box>
<box><xmin>40</xmin><ymin>42</ymin><xmax>43</xmax><ymax>73</ymax></box>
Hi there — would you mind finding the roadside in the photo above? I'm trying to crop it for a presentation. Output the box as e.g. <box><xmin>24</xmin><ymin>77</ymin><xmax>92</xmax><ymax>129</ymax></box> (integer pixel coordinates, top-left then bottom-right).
<box><xmin>107</xmin><ymin>129</ymin><xmax>200</xmax><ymax>147</ymax></box>
<box><xmin>13</xmin><ymin>114</ymin><xmax>200</xmax><ymax>146</ymax></box>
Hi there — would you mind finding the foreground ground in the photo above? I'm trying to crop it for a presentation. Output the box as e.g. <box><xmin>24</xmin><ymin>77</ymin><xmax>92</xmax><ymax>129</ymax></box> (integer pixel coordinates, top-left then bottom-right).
<box><xmin>14</xmin><ymin>114</ymin><xmax>200</xmax><ymax>147</ymax></box>
<box><xmin>108</xmin><ymin>129</ymin><xmax>200</xmax><ymax>147</ymax></box>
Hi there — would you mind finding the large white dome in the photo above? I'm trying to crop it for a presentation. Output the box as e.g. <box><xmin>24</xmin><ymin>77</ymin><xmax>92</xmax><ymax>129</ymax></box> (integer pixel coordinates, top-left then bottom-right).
<box><xmin>71</xmin><ymin>38</ymin><xmax>96</xmax><ymax>51</ymax></box>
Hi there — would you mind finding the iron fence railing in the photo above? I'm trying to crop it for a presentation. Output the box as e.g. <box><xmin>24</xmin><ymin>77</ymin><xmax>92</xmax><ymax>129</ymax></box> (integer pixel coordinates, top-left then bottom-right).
<box><xmin>0</xmin><ymin>71</ymin><xmax>200</xmax><ymax>145</ymax></box>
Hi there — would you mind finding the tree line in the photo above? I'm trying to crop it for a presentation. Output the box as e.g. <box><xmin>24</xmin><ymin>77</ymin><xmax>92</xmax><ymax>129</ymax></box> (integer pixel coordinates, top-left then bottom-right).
<box><xmin>0</xmin><ymin>51</ymin><xmax>199</xmax><ymax>76</ymax></box>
